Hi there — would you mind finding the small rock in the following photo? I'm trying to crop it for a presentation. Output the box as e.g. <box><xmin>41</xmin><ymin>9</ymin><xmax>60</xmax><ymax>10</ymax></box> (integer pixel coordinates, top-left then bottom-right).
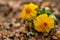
<box><xmin>55</xmin><ymin>25</ymin><xmax>59</xmax><ymax>29</ymax></box>
<box><xmin>8</xmin><ymin>1</ymin><xmax>21</xmax><ymax>9</ymax></box>
<box><xmin>55</xmin><ymin>31</ymin><xmax>60</xmax><ymax>38</ymax></box>
<box><xmin>13</xmin><ymin>23</ymin><xmax>21</xmax><ymax>27</ymax></box>
<box><xmin>52</xmin><ymin>36</ymin><xmax>58</xmax><ymax>40</ymax></box>
<box><xmin>0</xmin><ymin>0</ymin><xmax>8</xmax><ymax>4</ymax></box>
<box><xmin>41</xmin><ymin>1</ymin><xmax>51</xmax><ymax>7</ymax></box>
<box><xmin>14</xmin><ymin>33</ymin><xmax>20</xmax><ymax>37</ymax></box>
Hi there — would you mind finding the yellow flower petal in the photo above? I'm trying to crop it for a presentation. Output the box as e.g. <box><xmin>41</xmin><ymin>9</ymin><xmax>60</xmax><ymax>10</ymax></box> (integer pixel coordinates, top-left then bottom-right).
<box><xmin>29</xmin><ymin>3</ymin><xmax>38</xmax><ymax>9</ymax></box>
<box><xmin>34</xmin><ymin>14</ymin><xmax>54</xmax><ymax>33</ymax></box>
<box><xmin>22</xmin><ymin>3</ymin><xmax>38</xmax><ymax>19</ymax></box>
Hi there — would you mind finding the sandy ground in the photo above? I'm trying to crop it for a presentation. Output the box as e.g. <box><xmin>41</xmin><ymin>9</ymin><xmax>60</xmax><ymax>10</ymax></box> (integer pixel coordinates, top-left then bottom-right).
<box><xmin>0</xmin><ymin>0</ymin><xmax>60</xmax><ymax>40</ymax></box>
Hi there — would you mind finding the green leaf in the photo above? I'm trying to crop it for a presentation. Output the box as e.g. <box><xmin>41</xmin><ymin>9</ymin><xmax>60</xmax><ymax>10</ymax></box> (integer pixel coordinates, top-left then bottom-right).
<box><xmin>37</xmin><ymin>7</ymin><xmax>51</xmax><ymax>16</ymax></box>
<box><xmin>27</xmin><ymin>19</ymin><xmax>33</xmax><ymax>23</ymax></box>
<box><xmin>45</xmin><ymin>7</ymin><xmax>51</xmax><ymax>16</ymax></box>
<box><xmin>50</xmin><ymin>14</ymin><xmax>58</xmax><ymax>22</ymax></box>
<box><xmin>27</xmin><ymin>19</ymin><xmax>37</xmax><ymax>34</ymax></box>
<box><xmin>53</xmin><ymin>14</ymin><xmax>58</xmax><ymax>25</ymax></box>
<box><xmin>30</xmin><ymin>20</ymin><xmax>38</xmax><ymax>35</ymax></box>
<box><xmin>31</xmin><ymin>27</ymin><xmax>36</xmax><ymax>35</ymax></box>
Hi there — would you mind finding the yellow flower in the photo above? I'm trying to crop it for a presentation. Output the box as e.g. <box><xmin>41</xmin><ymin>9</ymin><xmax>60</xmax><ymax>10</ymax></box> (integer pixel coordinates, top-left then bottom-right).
<box><xmin>22</xmin><ymin>3</ymin><xmax>38</xmax><ymax>19</ymax></box>
<box><xmin>34</xmin><ymin>14</ymin><xmax>54</xmax><ymax>33</ymax></box>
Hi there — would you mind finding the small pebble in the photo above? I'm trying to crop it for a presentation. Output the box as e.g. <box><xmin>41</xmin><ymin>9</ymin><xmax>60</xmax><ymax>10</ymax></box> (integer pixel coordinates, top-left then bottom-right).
<box><xmin>52</xmin><ymin>36</ymin><xmax>58</xmax><ymax>40</ymax></box>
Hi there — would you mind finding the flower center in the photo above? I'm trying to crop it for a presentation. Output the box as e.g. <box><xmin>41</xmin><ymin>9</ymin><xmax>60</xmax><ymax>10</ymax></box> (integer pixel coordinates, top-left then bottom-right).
<box><xmin>44</xmin><ymin>23</ymin><xmax>47</xmax><ymax>26</ymax></box>
<box><xmin>25</xmin><ymin>7</ymin><xmax>31</xmax><ymax>13</ymax></box>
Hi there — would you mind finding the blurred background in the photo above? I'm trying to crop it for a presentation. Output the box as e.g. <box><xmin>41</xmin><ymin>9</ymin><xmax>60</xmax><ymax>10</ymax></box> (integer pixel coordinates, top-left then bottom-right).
<box><xmin>0</xmin><ymin>0</ymin><xmax>60</xmax><ymax>40</ymax></box>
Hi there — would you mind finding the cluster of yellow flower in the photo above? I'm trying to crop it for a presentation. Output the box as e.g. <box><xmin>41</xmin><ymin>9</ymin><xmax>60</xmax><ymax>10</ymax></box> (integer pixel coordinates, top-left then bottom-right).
<box><xmin>22</xmin><ymin>3</ymin><xmax>55</xmax><ymax>33</ymax></box>
<box><xmin>34</xmin><ymin>14</ymin><xmax>54</xmax><ymax>33</ymax></box>
<box><xmin>22</xmin><ymin>3</ymin><xmax>38</xmax><ymax>19</ymax></box>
